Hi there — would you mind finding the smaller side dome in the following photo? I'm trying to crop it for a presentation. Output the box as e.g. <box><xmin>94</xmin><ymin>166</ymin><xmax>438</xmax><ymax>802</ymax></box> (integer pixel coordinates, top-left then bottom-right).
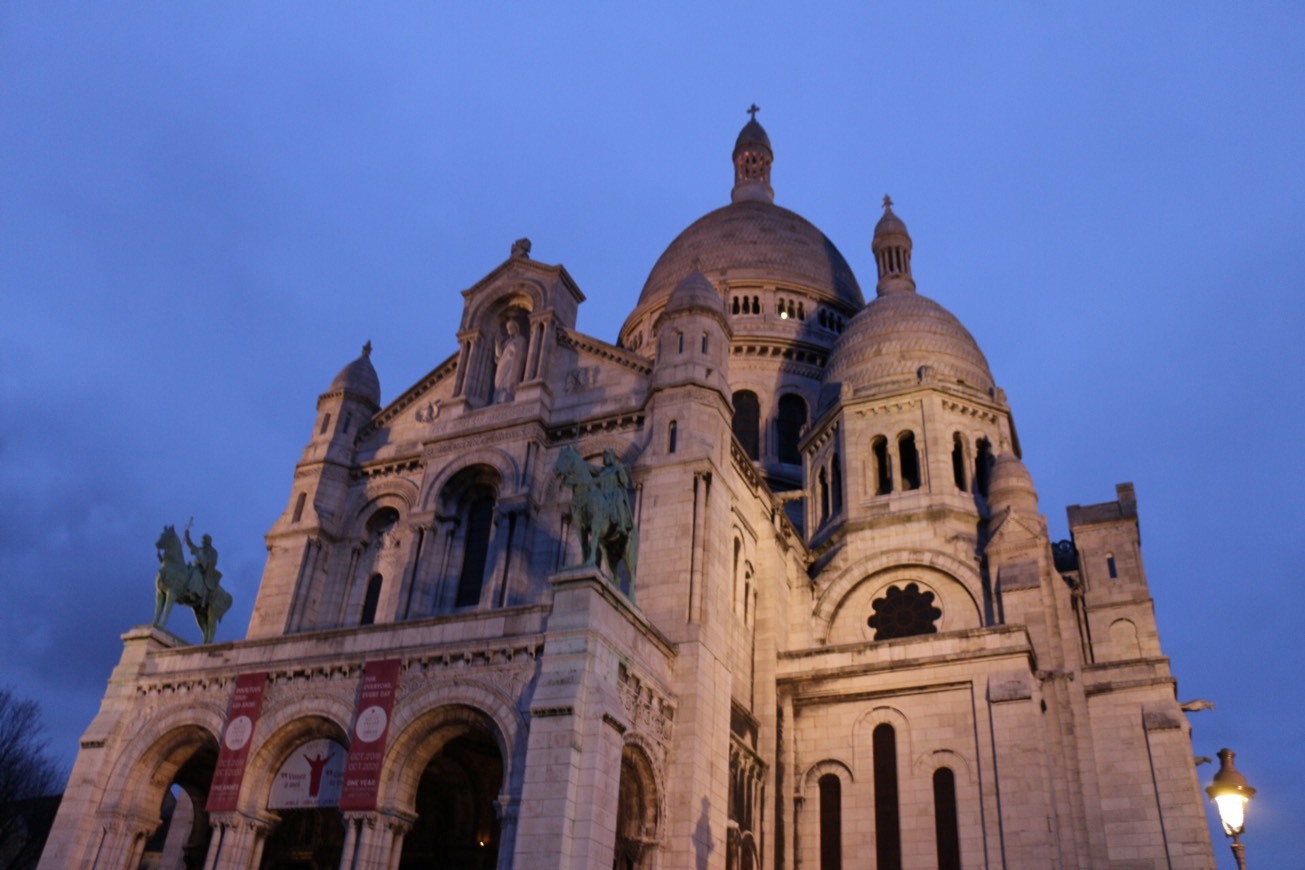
<box><xmin>663</xmin><ymin>271</ymin><xmax>724</xmax><ymax>317</ymax></box>
<box><xmin>987</xmin><ymin>453</ymin><xmax>1039</xmax><ymax>515</ymax></box>
<box><xmin>328</xmin><ymin>341</ymin><xmax>381</xmax><ymax>407</ymax></box>
<box><xmin>824</xmin><ymin>292</ymin><xmax>995</xmax><ymax>398</ymax></box>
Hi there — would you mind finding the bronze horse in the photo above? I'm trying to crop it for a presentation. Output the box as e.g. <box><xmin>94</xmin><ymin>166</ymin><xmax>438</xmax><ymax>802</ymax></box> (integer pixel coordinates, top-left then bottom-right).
<box><xmin>153</xmin><ymin>525</ymin><xmax>232</xmax><ymax>643</ymax></box>
<box><xmin>553</xmin><ymin>446</ymin><xmax>638</xmax><ymax>594</ymax></box>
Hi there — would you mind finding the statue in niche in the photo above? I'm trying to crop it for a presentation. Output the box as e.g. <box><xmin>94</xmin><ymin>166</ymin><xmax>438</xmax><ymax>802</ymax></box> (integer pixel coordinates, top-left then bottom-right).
<box><xmin>493</xmin><ymin>318</ymin><xmax>527</xmax><ymax>403</ymax></box>
<box><xmin>554</xmin><ymin>445</ymin><xmax>639</xmax><ymax>596</ymax></box>
<box><xmin>152</xmin><ymin>519</ymin><xmax>233</xmax><ymax>643</ymax></box>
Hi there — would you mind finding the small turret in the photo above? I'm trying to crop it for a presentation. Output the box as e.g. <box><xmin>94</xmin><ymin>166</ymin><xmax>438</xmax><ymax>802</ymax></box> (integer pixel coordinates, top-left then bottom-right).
<box><xmin>650</xmin><ymin>271</ymin><xmax>731</xmax><ymax>397</ymax></box>
<box><xmin>871</xmin><ymin>195</ymin><xmax>915</xmax><ymax>295</ymax></box>
<box><xmin>309</xmin><ymin>342</ymin><xmax>381</xmax><ymax>465</ymax></box>
<box><xmin>986</xmin><ymin>452</ymin><xmax>1040</xmax><ymax>518</ymax></box>
<box><xmin>731</xmin><ymin>104</ymin><xmax>774</xmax><ymax>204</ymax></box>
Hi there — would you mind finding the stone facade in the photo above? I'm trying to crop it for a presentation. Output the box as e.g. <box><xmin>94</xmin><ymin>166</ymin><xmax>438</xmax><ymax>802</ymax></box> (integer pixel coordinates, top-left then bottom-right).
<box><xmin>41</xmin><ymin>117</ymin><xmax>1214</xmax><ymax>869</ymax></box>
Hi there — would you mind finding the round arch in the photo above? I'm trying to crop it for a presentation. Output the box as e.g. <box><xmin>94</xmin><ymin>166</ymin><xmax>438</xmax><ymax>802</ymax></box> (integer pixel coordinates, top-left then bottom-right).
<box><xmin>813</xmin><ymin>549</ymin><xmax>982</xmax><ymax>644</ymax></box>
<box><xmin>237</xmin><ymin>688</ymin><xmax>355</xmax><ymax>800</ymax></box>
<box><xmin>380</xmin><ymin>680</ymin><xmax>524</xmax><ymax>814</ymax></box>
<box><xmin>614</xmin><ymin>740</ymin><xmax>662</xmax><ymax>868</ymax></box>
<box><xmin>98</xmin><ymin>701</ymin><xmax>225</xmax><ymax>822</ymax></box>
<box><xmin>464</xmin><ymin>280</ymin><xmax>544</xmax><ymax>330</ymax></box>
<box><xmin>422</xmin><ymin>451</ymin><xmax>518</xmax><ymax>513</ymax></box>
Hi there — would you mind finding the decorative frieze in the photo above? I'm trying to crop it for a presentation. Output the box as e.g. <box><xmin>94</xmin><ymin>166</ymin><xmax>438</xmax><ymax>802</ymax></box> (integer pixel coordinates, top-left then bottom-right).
<box><xmin>617</xmin><ymin>664</ymin><xmax>675</xmax><ymax>747</ymax></box>
<box><xmin>940</xmin><ymin>398</ymin><xmax>999</xmax><ymax>423</ymax></box>
<box><xmin>854</xmin><ymin>398</ymin><xmax>920</xmax><ymax>417</ymax></box>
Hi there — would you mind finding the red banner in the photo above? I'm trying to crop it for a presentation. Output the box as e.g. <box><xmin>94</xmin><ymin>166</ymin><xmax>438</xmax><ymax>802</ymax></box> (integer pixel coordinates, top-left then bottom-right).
<box><xmin>339</xmin><ymin>658</ymin><xmax>402</xmax><ymax>811</ymax></box>
<box><xmin>206</xmin><ymin>671</ymin><xmax>268</xmax><ymax>812</ymax></box>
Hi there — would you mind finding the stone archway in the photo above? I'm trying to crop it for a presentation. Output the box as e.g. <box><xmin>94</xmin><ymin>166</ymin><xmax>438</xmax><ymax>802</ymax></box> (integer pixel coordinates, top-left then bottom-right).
<box><xmin>257</xmin><ymin>736</ymin><xmax>348</xmax><ymax>870</ymax></box>
<box><xmin>398</xmin><ymin>727</ymin><xmax>503</xmax><ymax>869</ymax></box>
<box><xmin>613</xmin><ymin>744</ymin><xmax>660</xmax><ymax>870</ymax></box>
<box><xmin>136</xmin><ymin>735</ymin><xmax>219</xmax><ymax>870</ymax></box>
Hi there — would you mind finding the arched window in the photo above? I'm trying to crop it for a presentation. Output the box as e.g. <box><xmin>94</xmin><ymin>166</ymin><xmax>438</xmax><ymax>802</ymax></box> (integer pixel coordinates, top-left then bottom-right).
<box><xmin>818</xmin><ymin>773</ymin><xmax>842</xmax><ymax>870</ymax></box>
<box><xmin>830</xmin><ymin>454</ymin><xmax>843</xmax><ymax>514</ymax></box>
<box><xmin>873</xmin><ymin>724</ymin><xmax>901</xmax><ymax>870</ymax></box>
<box><xmin>701</xmin><ymin>332</ymin><xmax>709</xmax><ymax>353</ymax></box>
<box><xmin>899</xmin><ymin>432</ymin><xmax>921</xmax><ymax>491</ymax></box>
<box><xmin>733</xmin><ymin>538</ymin><xmax>742</xmax><ymax>613</ymax></box>
<box><xmin>872</xmin><ymin>436</ymin><xmax>892</xmax><ymax>495</ymax></box>
<box><xmin>292</xmin><ymin>492</ymin><xmax>307</xmax><ymax>523</ymax></box>
<box><xmin>933</xmin><ymin>767</ymin><xmax>961</xmax><ymax>870</ymax></box>
<box><xmin>359</xmin><ymin>574</ymin><xmax>382</xmax><ymax>626</ymax></box>
<box><xmin>777</xmin><ymin>394</ymin><xmax>807</xmax><ymax>465</ymax></box>
<box><xmin>951</xmin><ymin>433</ymin><xmax>967</xmax><ymax>491</ymax></box>
<box><xmin>818</xmin><ymin>468</ymin><xmax>830</xmax><ymax>523</ymax></box>
<box><xmin>733</xmin><ymin>390</ymin><xmax>761</xmax><ymax>460</ymax></box>
<box><xmin>974</xmin><ymin>437</ymin><xmax>993</xmax><ymax>497</ymax></box>
<box><xmin>455</xmin><ymin>489</ymin><xmax>495</xmax><ymax>607</ymax></box>
<box><xmin>668</xmin><ymin>420</ymin><xmax>678</xmax><ymax>454</ymax></box>
<box><xmin>319</xmin><ymin>413</ymin><xmax>331</xmax><ymax>435</ymax></box>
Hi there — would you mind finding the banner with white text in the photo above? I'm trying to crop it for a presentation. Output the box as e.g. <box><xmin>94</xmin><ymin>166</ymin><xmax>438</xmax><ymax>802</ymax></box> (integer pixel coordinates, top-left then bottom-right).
<box><xmin>339</xmin><ymin>658</ymin><xmax>402</xmax><ymax>811</ymax></box>
<box><xmin>206</xmin><ymin>671</ymin><xmax>268</xmax><ymax>812</ymax></box>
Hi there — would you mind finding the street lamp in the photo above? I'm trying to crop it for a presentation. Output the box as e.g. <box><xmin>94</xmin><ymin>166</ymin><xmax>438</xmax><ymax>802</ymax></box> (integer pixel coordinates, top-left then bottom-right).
<box><xmin>1206</xmin><ymin>747</ymin><xmax>1256</xmax><ymax>870</ymax></box>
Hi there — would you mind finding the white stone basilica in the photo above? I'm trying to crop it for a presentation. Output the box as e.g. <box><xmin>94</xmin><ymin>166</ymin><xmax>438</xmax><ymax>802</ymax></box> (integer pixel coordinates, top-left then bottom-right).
<box><xmin>42</xmin><ymin>115</ymin><xmax>1215</xmax><ymax>869</ymax></box>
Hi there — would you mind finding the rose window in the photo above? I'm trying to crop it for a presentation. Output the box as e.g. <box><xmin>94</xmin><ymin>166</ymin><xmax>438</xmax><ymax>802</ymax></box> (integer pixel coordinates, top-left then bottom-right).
<box><xmin>867</xmin><ymin>582</ymin><xmax>941</xmax><ymax>640</ymax></box>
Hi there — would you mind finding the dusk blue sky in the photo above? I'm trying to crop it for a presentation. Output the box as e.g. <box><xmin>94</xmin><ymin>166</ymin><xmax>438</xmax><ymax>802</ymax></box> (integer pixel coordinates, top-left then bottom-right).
<box><xmin>2</xmin><ymin>5</ymin><xmax>1302</xmax><ymax>866</ymax></box>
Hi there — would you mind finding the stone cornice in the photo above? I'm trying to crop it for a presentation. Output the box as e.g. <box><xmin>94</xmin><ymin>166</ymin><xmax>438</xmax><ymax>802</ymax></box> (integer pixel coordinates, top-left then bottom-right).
<box><xmin>363</xmin><ymin>353</ymin><xmax>459</xmax><ymax>435</ymax></box>
<box><xmin>556</xmin><ymin>327</ymin><xmax>652</xmax><ymax>375</ymax></box>
<box><xmin>546</xmin><ymin>412</ymin><xmax>645</xmax><ymax>444</ymax></box>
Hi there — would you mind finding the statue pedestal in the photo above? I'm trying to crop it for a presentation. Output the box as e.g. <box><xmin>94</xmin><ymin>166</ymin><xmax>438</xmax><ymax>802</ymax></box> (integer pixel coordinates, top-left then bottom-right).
<box><xmin>123</xmin><ymin>623</ymin><xmax>188</xmax><ymax>647</ymax></box>
<box><xmin>513</xmin><ymin>568</ymin><xmax>672</xmax><ymax>869</ymax></box>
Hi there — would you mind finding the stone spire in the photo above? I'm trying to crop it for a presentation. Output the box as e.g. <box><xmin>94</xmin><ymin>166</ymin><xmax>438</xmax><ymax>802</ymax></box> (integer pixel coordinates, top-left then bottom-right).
<box><xmin>871</xmin><ymin>194</ymin><xmax>915</xmax><ymax>295</ymax></box>
<box><xmin>731</xmin><ymin>104</ymin><xmax>774</xmax><ymax>204</ymax></box>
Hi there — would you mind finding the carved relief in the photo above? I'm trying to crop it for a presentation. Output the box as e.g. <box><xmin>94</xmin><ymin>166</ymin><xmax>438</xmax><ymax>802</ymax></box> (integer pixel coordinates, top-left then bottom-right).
<box><xmin>617</xmin><ymin>664</ymin><xmax>675</xmax><ymax>748</ymax></box>
<box><xmin>414</xmin><ymin>401</ymin><xmax>441</xmax><ymax>423</ymax></box>
<box><xmin>564</xmin><ymin>366</ymin><xmax>601</xmax><ymax>393</ymax></box>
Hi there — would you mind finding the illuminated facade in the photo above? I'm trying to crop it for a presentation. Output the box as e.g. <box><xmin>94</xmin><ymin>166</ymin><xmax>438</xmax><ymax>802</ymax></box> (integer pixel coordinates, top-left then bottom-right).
<box><xmin>41</xmin><ymin>116</ymin><xmax>1214</xmax><ymax>869</ymax></box>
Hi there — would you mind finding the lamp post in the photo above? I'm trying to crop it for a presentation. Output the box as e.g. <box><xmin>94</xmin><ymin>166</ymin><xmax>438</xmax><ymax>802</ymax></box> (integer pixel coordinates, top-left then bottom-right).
<box><xmin>1205</xmin><ymin>747</ymin><xmax>1255</xmax><ymax>870</ymax></box>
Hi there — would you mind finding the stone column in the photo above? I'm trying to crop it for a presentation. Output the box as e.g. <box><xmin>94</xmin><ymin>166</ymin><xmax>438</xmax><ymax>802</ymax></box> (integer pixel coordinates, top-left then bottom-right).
<box><xmin>494</xmin><ymin>793</ymin><xmax>520</xmax><ymax>870</ymax></box>
<box><xmin>339</xmin><ymin>813</ymin><xmax>363</xmax><ymax>869</ymax></box>
<box><xmin>377</xmin><ymin>811</ymin><xmax>415</xmax><ymax>870</ymax></box>
<box><xmin>90</xmin><ymin>811</ymin><xmax>156</xmax><ymax>870</ymax></box>
<box><xmin>202</xmin><ymin>812</ymin><xmax>273</xmax><ymax>870</ymax></box>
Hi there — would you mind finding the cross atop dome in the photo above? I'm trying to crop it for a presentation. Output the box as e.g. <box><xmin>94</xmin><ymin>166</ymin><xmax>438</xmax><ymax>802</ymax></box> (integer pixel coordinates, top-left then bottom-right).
<box><xmin>747</xmin><ymin>103</ymin><xmax>760</xmax><ymax>121</ymax></box>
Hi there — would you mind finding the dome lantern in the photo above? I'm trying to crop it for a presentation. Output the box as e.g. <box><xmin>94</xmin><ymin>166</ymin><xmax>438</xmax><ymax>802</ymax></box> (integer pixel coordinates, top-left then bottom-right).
<box><xmin>872</xmin><ymin>195</ymin><xmax>915</xmax><ymax>295</ymax></box>
<box><xmin>731</xmin><ymin>104</ymin><xmax>774</xmax><ymax>204</ymax></box>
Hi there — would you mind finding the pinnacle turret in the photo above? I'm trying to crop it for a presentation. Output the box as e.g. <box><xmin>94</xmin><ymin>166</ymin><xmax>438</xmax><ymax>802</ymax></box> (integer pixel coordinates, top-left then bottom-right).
<box><xmin>731</xmin><ymin>104</ymin><xmax>774</xmax><ymax>204</ymax></box>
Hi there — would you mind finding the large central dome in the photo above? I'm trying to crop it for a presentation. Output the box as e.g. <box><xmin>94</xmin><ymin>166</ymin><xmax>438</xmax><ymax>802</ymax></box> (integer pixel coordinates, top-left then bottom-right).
<box><xmin>635</xmin><ymin>200</ymin><xmax>863</xmax><ymax>310</ymax></box>
<box><xmin>620</xmin><ymin>113</ymin><xmax>863</xmax><ymax>352</ymax></box>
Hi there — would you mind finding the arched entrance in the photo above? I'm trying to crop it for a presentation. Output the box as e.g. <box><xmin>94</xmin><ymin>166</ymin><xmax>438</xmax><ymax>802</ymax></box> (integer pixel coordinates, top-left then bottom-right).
<box><xmin>613</xmin><ymin>744</ymin><xmax>659</xmax><ymax>870</ymax></box>
<box><xmin>258</xmin><ymin>737</ymin><xmax>348</xmax><ymax>870</ymax></box>
<box><xmin>257</xmin><ymin>807</ymin><xmax>344</xmax><ymax>870</ymax></box>
<box><xmin>397</xmin><ymin>712</ymin><xmax>504</xmax><ymax>869</ymax></box>
<box><xmin>121</xmin><ymin>720</ymin><xmax>217</xmax><ymax>870</ymax></box>
<box><xmin>137</xmin><ymin>734</ymin><xmax>218</xmax><ymax>870</ymax></box>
